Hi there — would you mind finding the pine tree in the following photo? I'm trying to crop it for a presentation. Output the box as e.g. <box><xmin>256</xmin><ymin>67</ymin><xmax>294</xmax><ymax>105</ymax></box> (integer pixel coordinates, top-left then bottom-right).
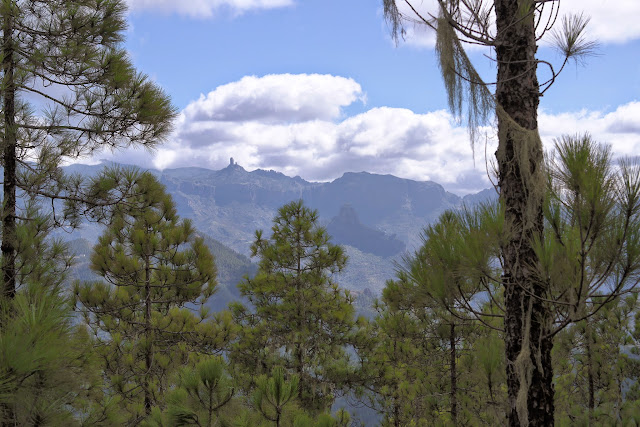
<box><xmin>253</xmin><ymin>366</ymin><xmax>300</xmax><ymax>427</ymax></box>
<box><xmin>553</xmin><ymin>296</ymin><xmax>640</xmax><ymax>425</ymax></box>
<box><xmin>75</xmin><ymin>172</ymin><xmax>228</xmax><ymax>423</ymax></box>
<box><xmin>540</xmin><ymin>136</ymin><xmax>640</xmax><ymax>424</ymax></box>
<box><xmin>382</xmin><ymin>2</ymin><xmax>597</xmax><ymax>423</ymax></box>
<box><xmin>362</xmin><ymin>205</ymin><xmax>505</xmax><ymax>425</ymax></box>
<box><xmin>230</xmin><ymin>200</ymin><xmax>358</xmax><ymax>414</ymax></box>
<box><xmin>0</xmin><ymin>291</ymin><xmax>95</xmax><ymax>425</ymax></box>
<box><xmin>360</xmin><ymin>300</ymin><xmax>435</xmax><ymax>425</ymax></box>
<box><xmin>144</xmin><ymin>356</ymin><xmax>237</xmax><ymax>427</ymax></box>
<box><xmin>399</xmin><ymin>211</ymin><xmax>497</xmax><ymax>425</ymax></box>
<box><xmin>0</xmin><ymin>0</ymin><xmax>176</xmax><ymax>300</ymax></box>
<box><xmin>0</xmin><ymin>209</ymin><xmax>102</xmax><ymax>426</ymax></box>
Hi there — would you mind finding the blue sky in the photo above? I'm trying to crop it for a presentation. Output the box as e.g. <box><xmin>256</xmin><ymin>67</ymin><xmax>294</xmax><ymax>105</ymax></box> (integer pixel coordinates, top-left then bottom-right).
<box><xmin>98</xmin><ymin>0</ymin><xmax>640</xmax><ymax>194</ymax></box>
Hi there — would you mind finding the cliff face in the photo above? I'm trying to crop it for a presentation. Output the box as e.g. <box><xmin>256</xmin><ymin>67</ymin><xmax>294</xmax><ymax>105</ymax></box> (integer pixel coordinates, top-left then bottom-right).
<box><xmin>61</xmin><ymin>161</ymin><xmax>491</xmax><ymax>293</ymax></box>
<box><xmin>327</xmin><ymin>204</ymin><xmax>405</xmax><ymax>257</ymax></box>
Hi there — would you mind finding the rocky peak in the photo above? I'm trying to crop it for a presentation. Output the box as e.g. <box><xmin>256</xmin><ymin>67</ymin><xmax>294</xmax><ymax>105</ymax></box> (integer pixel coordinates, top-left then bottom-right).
<box><xmin>335</xmin><ymin>204</ymin><xmax>360</xmax><ymax>225</ymax></box>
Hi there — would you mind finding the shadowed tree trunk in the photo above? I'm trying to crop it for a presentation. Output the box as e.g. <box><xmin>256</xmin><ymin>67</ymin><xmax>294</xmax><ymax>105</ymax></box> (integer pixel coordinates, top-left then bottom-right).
<box><xmin>1</xmin><ymin>9</ymin><xmax>17</xmax><ymax>425</ymax></box>
<box><xmin>450</xmin><ymin>322</ymin><xmax>458</xmax><ymax>426</ymax></box>
<box><xmin>494</xmin><ymin>1</ymin><xmax>553</xmax><ymax>425</ymax></box>
<box><xmin>2</xmin><ymin>5</ymin><xmax>17</xmax><ymax>302</ymax></box>
<box><xmin>0</xmin><ymin>0</ymin><xmax>175</xmax><ymax>306</ymax></box>
<box><xmin>584</xmin><ymin>318</ymin><xmax>595</xmax><ymax>424</ymax></box>
<box><xmin>144</xmin><ymin>255</ymin><xmax>152</xmax><ymax>416</ymax></box>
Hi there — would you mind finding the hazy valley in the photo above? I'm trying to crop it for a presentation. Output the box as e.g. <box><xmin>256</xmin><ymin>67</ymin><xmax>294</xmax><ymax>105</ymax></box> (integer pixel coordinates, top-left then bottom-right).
<box><xmin>63</xmin><ymin>159</ymin><xmax>496</xmax><ymax>307</ymax></box>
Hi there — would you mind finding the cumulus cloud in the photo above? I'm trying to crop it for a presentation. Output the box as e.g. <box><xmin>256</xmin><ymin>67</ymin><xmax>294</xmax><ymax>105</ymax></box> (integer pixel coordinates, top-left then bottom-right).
<box><xmin>147</xmin><ymin>105</ymin><xmax>487</xmax><ymax>194</ymax></box>
<box><xmin>539</xmin><ymin>102</ymin><xmax>640</xmax><ymax>157</ymax></box>
<box><xmin>97</xmin><ymin>73</ymin><xmax>489</xmax><ymax>193</ymax></box>
<box><xmin>126</xmin><ymin>0</ymin><xmax>292</xmax><ymax>17</ymax></box>
<box><xmin>391</xmin><ymin>0</ymin><xmax>640</xmax><ymax>48</ymax></box>
<box><xmin>182</xmin><ymin>74</ymin><xmax>364</xmax><ymax>124</ymax></box>
<box><xmin>95</xmin><ymin>74</ymin><xmax>640</xmax><ymax>195</ymax></box>
<box><xmin>562</xmin><ymin>0</ymin><xmax>640</xmax><ymax>44</ymax></box>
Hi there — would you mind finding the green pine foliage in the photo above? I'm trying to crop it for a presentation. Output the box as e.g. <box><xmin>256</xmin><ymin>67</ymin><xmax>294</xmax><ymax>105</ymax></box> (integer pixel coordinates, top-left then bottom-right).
<box><xmin>538</xmin><ymin>135</ymin><xmax>640</xmax><ymax>329</ymax></box>
<box><xmin>358</xmin><ymin>205</ymin><xmax>505</xmax><ymax>425</ymax></box>
<box><xmin>554</xmin><ymin>296</ymin><xmax>640</xmax><ymax>425</ymax></box>
<box><xmin>75</xmin><ymin>172</ymin><xmax>232</xmax><ymax>422</ymax></box>
<box><xmin>254</xmin><ymin>366</ymin><xmax>300</xmax><ymax>427</ymax></box>
<box><xmin>230</xmin><ymin>200</ymin><xmax>359</xmax><ymax>414</ymax></box>
<box><xmin>360</xmin><ymin>135</ymin><xmax>640</xmax><ymax>426</ymax></box>
<box><xmin>3</xmin><ymin>5</ymin><xmax>640</xmax><ymax>421</ymax></box>
<box><xmin>143</xmin><ymin>356</ymin><xmax>236</xmax><ymax>427</ymax></box>
<box><xmin>0</xmin><ymin>291</ymin><xmax>91</xmax><ymax>425</ymax></box>
<box><xmin>0</xmin><ymin>218</ymin><xmax>103</xmax><ymax>425</ymax></box>
<box><xmin>7</xmin><ymin>1</ymin><xmax>640</xmax><ymax>425</ymax></box>
<box><xmin>5</xmin><ymin>171</ymin><xmax>640</xmax><ymax>425</ymax></box>
<box><xmin>0</xmin><ymin>0</ymin><xmax>177</xmax><ymax>299</ymax></box>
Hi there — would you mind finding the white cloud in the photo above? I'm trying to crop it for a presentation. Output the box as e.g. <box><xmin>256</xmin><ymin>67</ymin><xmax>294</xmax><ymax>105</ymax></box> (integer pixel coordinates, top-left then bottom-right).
<box><xmin>390</xmin><ymin>0</ymin><xmax>640</xmax><ymax>48</ymax></box>
<box><xmin>560</xmin><ymin>0</ymin><xmax>640</xmax><ymax>44</ymax></box>
<box><xmin>183</xmin><ymin>74</ymin><xmax>364</xmax><ymax>124</ymax></box>
<box><xmin>172</xmin><ymin>71</ymin><xmax>493</xmax><ymax>193</ymax></box>
<box><xmin>150</xmin><ymin>105</ymin><xmax>488</xmax><ymax>194</ymax></box>
<box><xmin>97</xmin><ymin>73</ymin><xmax>489</xmax><ymax>193</ymax></box>
<box><xmin>539</xmin><ymin>102</ymin><xmax>640</xmax><ymax>156</ymax></box>
<box><xmin>93</xmin><ymin>74</ymin><xmax>640</xmax><ymax>195</ymax></box>
<box><xmin>126</xmin><ymin>0</ymin><xmax>292</xmax><ymax>17</ymax></box>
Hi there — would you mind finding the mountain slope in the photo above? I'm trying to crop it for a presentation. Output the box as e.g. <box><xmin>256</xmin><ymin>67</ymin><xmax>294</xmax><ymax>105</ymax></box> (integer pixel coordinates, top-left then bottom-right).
<box><xmin>61</xmin><ymin>160</ymin><xmax>489</xmax><ymax>295</ymax></box>
<box><xmin>327</xmin><ymin>204</ymin><xmax>405</xmax><ymax>257</ymax></box>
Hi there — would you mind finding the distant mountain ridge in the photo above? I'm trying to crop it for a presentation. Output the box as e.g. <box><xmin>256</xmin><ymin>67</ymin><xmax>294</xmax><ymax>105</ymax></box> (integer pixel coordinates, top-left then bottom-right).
<box><xmin>62</xmin><ymin>159</ymin><xmax>496</xmax><ymax>294</ymax></box>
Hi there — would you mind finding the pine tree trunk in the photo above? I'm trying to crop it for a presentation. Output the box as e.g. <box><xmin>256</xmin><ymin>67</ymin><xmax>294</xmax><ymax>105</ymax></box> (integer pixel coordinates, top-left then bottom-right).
<box><xmin>1</xmin><ymin>8</ymin><xmax>17</xmax><ymax>426</ymax></box>
<box><xmin>585</xmin><ymin>320</ymin><xmax>594</xmax><ymax>424</ymax></box>
<box><xmin>207</xmin><ymin>385</ymin><xmax>214</xmax><ymax>427</ymax></box>
<box><xmin>450</xmin><ymin>322</ymin><xmax>457</xmax><ymax>426</ymax></box>
<box><xmin>1</xmin><ymin>2</ymin><xmax>17</xmax><ymax>302</ymax></box>
<box><xmin>494</xmin><ymin>0</ymin><xmax>553</xmax><ymax>425</ymax></box>
<box><xmin>393</xmin><ymin>401</ymin><xmax>400</xmax><ymax>427</ymax></box>
<box><xmin>144</xmin><ymin>256</ymin><xmax>152</xmax><ymax>416</ymax></box>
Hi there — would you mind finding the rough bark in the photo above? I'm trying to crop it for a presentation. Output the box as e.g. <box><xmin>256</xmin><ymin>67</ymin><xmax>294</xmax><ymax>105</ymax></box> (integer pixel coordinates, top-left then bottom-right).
<box><xmin>208</xmin><ymin>387</ymin><xmax>214</xmax><ymax>427</ymax></box>
<box><xmin>585</xmin><ymin>319</ymin><xmax>594</xmax><ymax>424</ymax></box>
<box><xmin>494</xmin><ymin>0</ymin><xmax>553</xmax><ymax>425</ymax></box>
<box><xmin>1</xmin><ymin>8</ymin><xmax>16</xmax><ymax>425</ymax></box>
<box><xmin>144</xmin><ymin>255</ymin><xmax>152</xmax><ymax>416</ymax></box>
<box><xmin>450</xmin><ymin>322</ymin><xmax>458</xmax><ymax>426</ymax></box>
<box><xmin>1</xmin><ymin>5</ymin><xmax>16</xmax><ymax>302</ymax></box>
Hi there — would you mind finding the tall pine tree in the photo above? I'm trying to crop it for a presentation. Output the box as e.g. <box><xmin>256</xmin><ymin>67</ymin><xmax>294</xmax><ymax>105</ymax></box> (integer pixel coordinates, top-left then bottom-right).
<box><xmin>75</xmin><ymin>172</ymin><xmax>227</xmax><ymax>423</ymax></box>
<box><xmin>0</xmin><ymin>207</ymin><xmax>102</xmax><ymax>425</ymax></box>
<box><xmin>382</xmin><ymin>2</ymin><xmax>597</xmax><ymax>423</ymax></box>
<box><xmin>231</xmin><ymin>200</ymin><xmax>358</xmax><ymax>414</ymax></box>
<box><xmin>0</xmin><ymin>0</ymin><xmax>176</xmax><ymax>299</ymax></box>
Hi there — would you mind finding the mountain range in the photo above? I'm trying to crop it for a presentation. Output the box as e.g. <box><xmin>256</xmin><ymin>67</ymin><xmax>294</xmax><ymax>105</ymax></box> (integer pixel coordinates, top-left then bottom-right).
<box><xmin>62</xmin><ymin>159</ymin><xmax>496</xmax><ymax>308</ymax></box>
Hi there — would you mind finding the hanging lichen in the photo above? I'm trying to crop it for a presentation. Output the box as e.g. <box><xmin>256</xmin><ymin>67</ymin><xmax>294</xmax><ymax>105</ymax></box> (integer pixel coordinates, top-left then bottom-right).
<box><xmin>382</xmin><ymin>0</ymin><xmax>404</xmax><ymax>44</ymax></box>
<box><xmin>435</xmin><ymin>13</ymin><xmax>494</xmax><ymax>151</ymax></box>
<box><xmin>384</xmin><ymin>3</ymin><xmax>550</xmax><ymax>423</ymax></box>
<box><xmin>495</xmin><ymin>103</ymin><xmax>547</xmax><ymax>427</ymax></box>
<box><xmin>514</xmin><ymin>296</ymin><xmax>533</xmax><ymax>426</ymax></box>
<box><xmin>495</xmin><ymin>104</ymin><xmax>545</xmax><ymax>227</ymax></box>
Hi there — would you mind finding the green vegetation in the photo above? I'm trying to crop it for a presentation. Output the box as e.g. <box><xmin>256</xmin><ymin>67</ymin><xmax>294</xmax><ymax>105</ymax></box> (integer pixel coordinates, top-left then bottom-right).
<box><xmin>2</xmin><ymin>1</ymin><xmax>640</xmax><ymax>426</ymax></box>
<box><xmin>0</xmin><ymin>0</ymin><xmax>176</xmax><ymax>301</ymax></box>
<box><xmin>3</xmin><ymin>142</ymin><xmax>640</xmax><ymax>425</ymax></box>
<box><xmin>230</xmin><ymin>200</ymin><xmax>360</xmax><ymax>414</ymax></box>
<box><xmin>382</xmin><ymin>0</ymin><xmax>599</xmax><ymax>423</ymax></box>
<box><xmin>74</xmin><ymin>172</ymin><xmax>227</xmax><ymax>421</ymax></box>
